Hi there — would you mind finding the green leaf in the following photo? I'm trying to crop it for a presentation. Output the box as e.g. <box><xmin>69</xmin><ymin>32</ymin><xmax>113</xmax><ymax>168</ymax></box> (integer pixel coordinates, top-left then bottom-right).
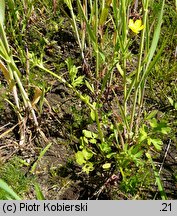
<box><xmin>90</xmin><ymin>109</ymin><xmax>96</xmax><ymax>121</ymax></box>
<box><xmin>31</xmin><ymin>143</ymin><xmax>52</xmax><ymax>173</ymax></box>
<box><xmin>102</xmin><ymin>163</ymin><xmax>111</xmax><ymax>169</ymax></box>
<box><xmin>139</xmin><ymin>125</ymin><xmax>148</xmax><ymax>142</ymax></box>
<box><xmin>175</xmin><ymin>103</ymin><xmax>177</xmax><ymax>110</ymax></box>
<box><xmin>0</xmin><ymin>179</ymin><xmax>21</xmax><ymax>200</ymax></box>
<box><xmin>83</xmin><ymin>136</ymin><xmax>88</xmax><ymax>144</ymax></box>
<box><xmin>82</xmin><ymin>162</ymin><xmax>94</xmax><ymax>174</ymax></box>
<box><xmin>149</xmin><ymin>118</ymin><xmax>158</xmax><ymax>128</ymax></box>
<box><xmin>106</xmin><ymin>152</ymin><xmax>116</xmax><ymax>159</ymax></box>
<box><xmin>145</xmin><ymin>152</ymin><xmax>151</xmax><ymax>159</ymax></box>
<box><xmin>146</xmin><ymin>0</ymin><xmax>165</xmax><ymax>66</ymax></box>
<box><xmin>167</xmin><ymin>97</ymin><xmax>177</xmax><ymax>110</ymax></box>
<box><xmin>77</xmin><ymin>0</ymin><xmax>96</xmax><ymax>43</ymax></box>
<box><xmin>146</xmin><ymin>153</ymin><xmax>167</xmax><ymax>200</ymax></box>
<box><xmin>150</xmin><ymin>138</ymin><xmax>163</xmax><ymax>151</ymax></box>
<box><xmin>70</xmin><ymin>65</ymin><xmax>78</xmax><ymax>82</ymax></box>
<box><xmin>92</xmin><ymin>132</ymin><xmax>98</xmax><ymax>138</ymax></box>
<box><xmin>116</xmin><ymin>63</ymin><xmax>124</xmax><ymax>77</ymax></box>
<box><xmin>85</xmin><ymin>80</ymin><xmax>94</xmax><ymax>93</ymax></box>
<box><xmin>64</xmin><ymin>0</ymin><xmax>72</xmax><ymax>10</ymax></box>
<box><xmin>141</xmin><ymin>38</ymin><xmax>167</xmax><ymax>85</ymax></box>
<box><xmin>153</xmin><ymin>122</ymin><xmax>171</xmax><ymax>134</ymax></box>
<box><xmin>167</xmin><ymin>97</ymin><xmax>174</xmax><ymax>106</ymax></box>
<box><xmin>72</xmin><ymin>75</ymin><xmax>84</xmax><ymax>87</ymax></box>
<box><xmin>145</xmin><ymin>110</ymin><xmax>158</xmax><ymax>120</ymax></box>
<box><xmin>160</xmin><ymin>126</ymin><xmax>171</xmax><ymax>135</ymax></box>
<box><xmin>99</xmin><ymin>142</ymin><xmax>111</xmax><ymax>153</ymax></box>
<box><xmin>133</xmin><ymin>150</ymin><xmax>144</xmax><ymax>159</ymax></box>
<box><xmin>89</xmin><ymin>138</ymin><xmax>97</xmax><ymax>144</ymax></box>
<box><xmin>65</xmin><ymin>58</ymin><xmax>73</xmax><ymax>72</ymax></box>
<box><xmin>82</xmin><ymin>130</ymin><xmax>98</xmax><ymax>140</ymax></box>
<box><xmin>75</xmin><ymin>151</ymin><xmax>86</xmax><ymax>165</ymax></box>
<box><xmin>99</xmin><ymin>6</ymin><xmax>109</xmax><ymax>26</ymax></box>
<box><xmin>147</xmin><ymin>137</ymin><xmax>151</xmax><ymax>146</ymax></box>
<box><xmin>82</xmin><ymin>148</ymin><xmax>93</xmax><ymax>160</ymax></box>
<box><xmin>129</xmin><ymin>144</ymin><xmax>142</xmax><ymax>157</ymax></box>
<box><xmin>0</xmin><ymin>0</ymin><xmax>5</xmax><ymax>25</ymax></box>
<box><xmin>34</xmin><ymin>183</ymin><xmax>45</xmax><ymax>200</ymax></box>
<box><xmin>80</xmin><ymin>95</ymin><xmax>90</xmax><ymax>104</ymax></box>
<box><xmin>83</xmin><ymin>129</ymin><xmax>93</xmax><ymax>138</ymax></box>
<box><xmin>99</xmin><ymin>51</ymin><xmax>105</xmax><ymax>62</ymax></box>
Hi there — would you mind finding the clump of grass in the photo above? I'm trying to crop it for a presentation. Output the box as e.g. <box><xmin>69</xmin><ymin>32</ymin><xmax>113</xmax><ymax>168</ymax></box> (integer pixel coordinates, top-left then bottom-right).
<box><xmin>0</xmin><ymin>157</ymin><xmax>33</xmax><ymax>199</ymax></box>
<box><xmin>0</xmin><ymin>0</ymin><xmax>40</xmax><ymax>145</ymax></box>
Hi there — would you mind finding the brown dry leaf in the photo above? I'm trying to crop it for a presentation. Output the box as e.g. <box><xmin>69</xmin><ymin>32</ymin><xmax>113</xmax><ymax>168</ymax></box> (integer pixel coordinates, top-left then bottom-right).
<box><xmin>0</xmin><ymin>59</ymin><xmax>11</xmax><ymax>83</ymax></box>
<box><xmin>31</xmin><ymin>86</ymin><xmax>42</xmax><ymax>107</ymax></box>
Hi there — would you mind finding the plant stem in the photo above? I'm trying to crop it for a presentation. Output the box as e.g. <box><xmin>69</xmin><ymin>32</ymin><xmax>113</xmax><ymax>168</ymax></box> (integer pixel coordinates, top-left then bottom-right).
<box><xmin>36</xmin><ymin>62</ymin><xmax>104</xmax><ymax>143</ymax></box>
<box><xmin>70</xmin><ymin>2</ymin><xmax>85</xmax><ymax>60</ymax></box>
<box><xmin>129</xmin><ymin>0</ymin><xmax>149</xmax><ymax>134</ymax></box>
<box><xmin>120</xmin><ymin>0</ymin><xmax>128</xmax><ymax>117</ymax></box>
<box><xmin>95</xmin><ymin>0</ymin><xmax>99</xmax><ymax>78</ymax></box>
<box><xmin>95</xmin><ymin>107</ymin><xmax>104</xmax><ymax>144</ymax></box>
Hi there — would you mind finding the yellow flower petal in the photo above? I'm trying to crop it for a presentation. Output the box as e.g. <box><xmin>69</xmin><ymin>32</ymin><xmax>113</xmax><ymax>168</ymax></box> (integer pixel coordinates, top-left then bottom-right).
<box><xmin>129</xmin><ymin>19</ymin><xmax>134</xmax><ymax>26</ymax></box>
<box><xmin>134</xmin><ymin>19</ymin><xmax>142</xmax><ymax>28</ymax></box>
<box><xmin>128</xmin><ymin>19</ymin><xmax>144</xmax><ymax>34</ymax></box>
<box><xmin>138</xmin><ymin>25</ymin><xmax>145</xmax><ymax>31</ymax></box>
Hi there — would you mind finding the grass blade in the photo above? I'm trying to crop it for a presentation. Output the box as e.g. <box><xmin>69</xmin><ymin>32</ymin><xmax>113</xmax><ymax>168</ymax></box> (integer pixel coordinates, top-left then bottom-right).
<box><xmin>0</xmin><ymin>179</ymin><xmax>22</xmax><ymax>200</ymax></box>
<box><xmin>30</xmin><ymin>143</ymin><xmax>52</xmax><ymax>173</ymax></box>
<box><xmin>34</xmin><ymin>183</ymin><xmax>45</xmax><ymax>200</ymax></box>
<box><xmin>77</xmin><ymin>0</ymin><xmax>96</xmax><ymax>43</ymax></box>
<box><xmin>0</xmin><ymin>0</ymin><xmax>5</xmax><ymax>25</ymax></box>
<box><xmin>140</xmin><ymin>38</ymin><xmax>167</xmax><ymax>86</ymax></box>
<box><xmin>146</xmin><ymin>0</ymin><xmax>165</xmax><ymax>66</ymax></box>
<box><xmin>146</xmin><ymin>153</ymin><xmax>167</xmax><ymax>200</ymax></box>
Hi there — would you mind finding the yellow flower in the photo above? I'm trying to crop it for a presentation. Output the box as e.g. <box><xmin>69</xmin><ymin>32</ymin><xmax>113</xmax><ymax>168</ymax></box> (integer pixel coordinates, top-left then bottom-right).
<box><xmin>128</xmin><ymin>19</ymin><xmax>144</xmax><ymax>34</ymax></box>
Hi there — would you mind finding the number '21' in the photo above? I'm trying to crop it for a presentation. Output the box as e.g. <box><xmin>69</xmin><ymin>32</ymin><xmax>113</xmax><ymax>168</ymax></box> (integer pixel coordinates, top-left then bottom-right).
<box><xmin>161</xmin><ymin>203</ymin><xmax>171</xmax><ymax>211</ymax></box>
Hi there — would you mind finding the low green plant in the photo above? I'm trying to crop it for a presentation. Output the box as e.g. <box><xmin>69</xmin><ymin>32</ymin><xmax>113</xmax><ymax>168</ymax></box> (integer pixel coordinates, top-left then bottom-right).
<box><xmin>1</xmin><ymin>0</ymin><xmax>174</xmax><ymax>199</ymax></box>
<box><xmin>29</xmin><ymin>0</ymin><xmax>173</xmax><ymax>197</ymax></box>
<box><xmin>0</xmin><ymin>157</ymin><xmax>32</xmax><ymax>199</ymax></box>
<box><xmin>0</xmin><ymin>157</ymin><xmax>45</xmax><ymax>200</ymax></box>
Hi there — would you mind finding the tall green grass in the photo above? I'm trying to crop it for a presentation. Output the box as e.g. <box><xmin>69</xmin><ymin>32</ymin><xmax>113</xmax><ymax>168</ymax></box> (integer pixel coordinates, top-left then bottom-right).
<box><xmin>0</xmin><ymin>0</ymin><xmax>39</xmax><ymax>145</ymax></box>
